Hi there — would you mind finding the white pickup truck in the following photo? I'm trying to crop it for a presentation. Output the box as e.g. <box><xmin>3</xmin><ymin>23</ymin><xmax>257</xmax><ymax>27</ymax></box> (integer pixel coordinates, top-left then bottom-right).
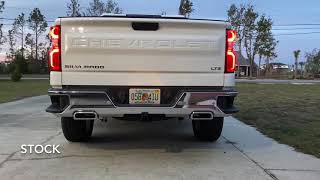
<box><xmin>46</xmin><ymin>14</ymin><xmax>238</xmax><ymax>142</ymax></box>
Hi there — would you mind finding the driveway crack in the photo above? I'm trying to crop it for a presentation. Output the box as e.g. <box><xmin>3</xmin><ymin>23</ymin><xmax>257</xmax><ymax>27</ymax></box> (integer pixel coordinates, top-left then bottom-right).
<box><xmin>39</xmin><ymin>131</ymin><xmax>62</xmax><ymax>145</ymax></box>
<box><xmin>266</xmin><ymin>168</ymin><xmax>320</xmax><ymax>172</ymax></box>
<box><xmin>0</xmin><ymin>151</ymin><xmax>20</xmax><ymax>168</ymax></box>
<box><xmin>9</xmin><ymin>154</ymin><xmax>113</xmax><ymax>161</ymax></box>
<box><xmin>0</xmin><ymin>131</ymin><xmax>62</xmax><ymax>169</ymax></box>
<box><xmin>222</xmin><ymin>136</ymin><xmax>280</xmax><ymax>180</ymax></box>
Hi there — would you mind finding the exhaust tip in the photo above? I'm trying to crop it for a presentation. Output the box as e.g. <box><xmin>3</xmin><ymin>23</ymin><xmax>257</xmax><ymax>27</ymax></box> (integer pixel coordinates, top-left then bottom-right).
<box><xmin>190</xmin><ymin>111</ymin><xmax>214</xmax><ymax>120</ymax></box>
<box><xmin>73</xmin><ymin>111</ymin><xmax>97</xmax><ymax>120</ymax></box>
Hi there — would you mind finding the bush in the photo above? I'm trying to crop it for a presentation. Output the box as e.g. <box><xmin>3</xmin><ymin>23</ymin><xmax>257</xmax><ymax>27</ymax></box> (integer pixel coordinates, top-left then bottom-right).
<box><xmin>27</xmin><ymin>61</ymin><xmax>41</xmax><ymax>74</ymax></box>
<box><xmin>0</xmin><ymin>63</ymin><xmax>7</xmax><ymax>74</ymax></box>
<box><xmin>8</xmin><ymin>53</ymin><xmax>28</xmax><ymax>74</ymax></box>
<box><xmin>11</xmin><ymin>68</ymin><xmax>22</xmax><ymax>82</ymax></box>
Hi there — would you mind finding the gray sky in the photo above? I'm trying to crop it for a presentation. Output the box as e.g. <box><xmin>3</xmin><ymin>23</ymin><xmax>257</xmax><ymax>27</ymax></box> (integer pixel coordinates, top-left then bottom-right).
<box><xmin>2</xmin><ymin>0</ymin><xmax>320</xmax><ymax>64</ymax></box>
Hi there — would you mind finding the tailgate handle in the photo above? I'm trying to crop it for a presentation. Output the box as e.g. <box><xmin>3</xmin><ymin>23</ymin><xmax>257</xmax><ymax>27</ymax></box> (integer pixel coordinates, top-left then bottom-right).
<box><xmin>132</xmin><ymin>22</ymin><xmax>159</xmax><ymax>31</ymax></box>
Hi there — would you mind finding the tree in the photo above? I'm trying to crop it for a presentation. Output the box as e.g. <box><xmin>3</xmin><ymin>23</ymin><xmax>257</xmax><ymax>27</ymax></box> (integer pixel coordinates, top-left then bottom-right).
<box><xmin>293</xmin><ymin>50</ymin><xmax>301</xmax><ymax>79</ymax></box>
<box><xmin>161</xmin><ymin>10</ymin><xmax>167</xmax><ymax>15</ymax></box>
<box><xmin>25</xmin><ymin>33</ymin><xmax>36</xmax><ymax>59</ymax></box>
<box><xmin>28</xmin><ymin>8</ymin><xmax>48</xmax><ymax>61</ymax></box>
<box><xmin>299</xmin><ymin>61</ymin><xmax>305</xmax><ymax>77</ymax></box>
<box><xmin>0</xmin><ymin>1</ymin><xmax>6</xmax><ymax>47</ymax></box>
<box><xmin>12</xmin><ymin>13</ymin><xmax>27</xmax><ymax>59</ymax></box>
<box><xmin>227</xmin><ymin>4</ymin><xmax>245</xmax><ymax>53</ymax></box>
<box><xmin>8</xmin><ymin>52</ymin><xmax>27</xmax><ymax>75</ymax></box>
<box><xmin>0</xmin><ymin>63</ymin><xmax>6</xmax><ymax>74</ymax></box>
<box><xmin>228</xmin><ymin>4</ymin><xmax>277</xmax><ymax>78</ymax></box>
<box><xmin>67</xmin><ymin>0</ymin><xmax>82</xmax><ymax>17</ymax></box>
<box><xmin>85</xmin><ymin>0</ymin><xmax>122</xmax><ymax>16</ymax></box>
<box><xmin>243</xmin><ymin>5</ymin><xmax>259</xmax><ymax>78</ymax></box>
<box><xmin>105</xmin><ymin>0</ymin><xmax>122</xmax><ymax>14</ymax></box>
<box><xmin>305</xmin><ymin>49</ymin><xmax>320</xmax><ymax>77</ymax></box>
<box><xmin>86</xmin><ymin>0</ymin><xmax>105</xmax><ymax>16</ymax></box>
<box><xmin>179</xmin><ymin>0</ymin><xmax>194</xmax><ymax>17</ymax></box>
<box><xmin>11</xmin><ymin>66</ymin><xmax>22</xmax><ymax>82</ymax></box>
<box><xmin>262</xmin><ymin>35</ymin><xmax>277</xmax><ymax>76</ymax></box>
<box><xmin>255</xmin><ymin>15</ymin><xmax>277</xmax><ymax>77</ymax></box>
<box><xmin>10</xmin><ymin>53</ymin><xmax>24</xmax><ymax>81</ymax></box>
<box><xmin>227</xmin><ymin>4</ymin><xmax>245</xmax><ymax>76</ymax></box>
<box><xmin>38</xmin><ymin>41</ymin><xmax>49</xmax><ymax>73</ymax></box>
<box><xmin>7</xmin><ymin>29</ymin><xmax>16</xmax><ymax>58</ymax></box>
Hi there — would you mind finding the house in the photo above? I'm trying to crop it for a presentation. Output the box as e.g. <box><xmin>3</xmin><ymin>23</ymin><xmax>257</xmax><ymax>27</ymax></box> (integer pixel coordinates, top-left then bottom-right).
<box><xmin>261</xmin><ymin>62</ymin><xmax>289</xmax><ymax>70</ymax></box>
<box><xmin>259</xmin><ymin>62</ymin><xmax>290</xmax><ymax>77</ymax></box>
<box><xmin>0</xmin><ymin>55</ymin><xmax>12</xmax><ymax>67</ymax></box>
<box><xmin>235</xmin><ymin>51</ymin><xmax>251</xmax><ymax>77</ymax></box>
<box><xmin>271</xmin><ymin>63</ymin><xmax>290</xmax><ymax>70</ymax></box>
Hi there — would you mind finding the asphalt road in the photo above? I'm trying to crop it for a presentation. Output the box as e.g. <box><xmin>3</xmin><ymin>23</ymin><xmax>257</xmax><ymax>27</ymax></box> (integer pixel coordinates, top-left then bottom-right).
<box><xmin>1</xmin><ymin>75</ymin><xmax>320</xmax><ymax>84</ymax></box>
<box><xmin>237</xmin><ymin>79</ymin><xmax>320</xmax><ymax>84</ymax></box>
<box><xmin>0</xmin><ymin>96</ymin><xmax>320</xmax><ymax>180</ymax></box>
<box><xmin>0</xmin><ymin>74</ymin><xmax>49</xmax><ymax>80</ymax></box>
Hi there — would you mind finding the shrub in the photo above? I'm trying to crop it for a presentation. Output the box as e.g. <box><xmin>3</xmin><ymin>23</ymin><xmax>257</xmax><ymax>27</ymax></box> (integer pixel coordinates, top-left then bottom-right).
<box><xmin>0</xmin><ymin>63</ymin><xmax>7</xmax><ymax>74</ymax></box>
<box><xmin>11</xmin><ymin>67</ymin><xmax>22</xmax><ymax>82</ymax></box>
<box><xmin>27</xmin><ymin>61</ymin><xmax>41</xmax><ymax>74</ymax></box>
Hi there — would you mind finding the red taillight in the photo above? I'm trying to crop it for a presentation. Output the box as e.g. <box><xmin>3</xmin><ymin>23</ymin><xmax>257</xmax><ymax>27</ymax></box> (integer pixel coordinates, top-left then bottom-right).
<box><xmin>48</xmin><ymin>25</ymin><xmax>61</xmax><ymax>72</ymax></box>
<box><xmin>225</xmin><ymin>29</ymin><xmax>237</xmax><ymax>73</ymax></box>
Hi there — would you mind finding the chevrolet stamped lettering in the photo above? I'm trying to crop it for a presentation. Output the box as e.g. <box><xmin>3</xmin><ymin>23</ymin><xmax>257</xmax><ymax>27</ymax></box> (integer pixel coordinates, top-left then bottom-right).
<box><xmin>71</xmin><ymin>38</ymin><xmax>217</xmax><ymax>50</ymax></box>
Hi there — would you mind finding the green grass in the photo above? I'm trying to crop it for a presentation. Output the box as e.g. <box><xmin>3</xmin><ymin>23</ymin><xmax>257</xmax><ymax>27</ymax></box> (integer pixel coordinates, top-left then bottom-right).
<box><xmin>235</xmin><ymin>83</ymin><xmax>320</xmax><ymax>158</ymax></box>
<box><xmin>0</xmin><ymin>80</ymin><xmax>50</xmax><ymax>103</ymax></box>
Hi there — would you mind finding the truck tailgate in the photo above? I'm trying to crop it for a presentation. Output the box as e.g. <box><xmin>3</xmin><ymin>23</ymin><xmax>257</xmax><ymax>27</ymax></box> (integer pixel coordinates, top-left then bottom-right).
<box><xmin>60</xmin><ymin>17</ymin><xmax>228</xmax><ymax>86</ymax></box>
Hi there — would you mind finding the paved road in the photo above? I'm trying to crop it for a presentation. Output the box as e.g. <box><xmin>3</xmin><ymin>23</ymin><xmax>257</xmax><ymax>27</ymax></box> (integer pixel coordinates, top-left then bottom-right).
<box><xmin>236</xmin><ymin>79</ymin><xmax>320</xmax><ymax>84</ymax></box>
<box><xmin>0</xmin><ymin>74</ymin><xmax>49</xmax><ymax>80</ymax></box>
<box><xmin>1</xmin><ymin>75</ymin><xmax>320</xmax><ymax>85</ymax></box>
<box><xmin>0</xmin><ymin>96</ymin><xmax>319</xmax><ymax>180</ymax></box>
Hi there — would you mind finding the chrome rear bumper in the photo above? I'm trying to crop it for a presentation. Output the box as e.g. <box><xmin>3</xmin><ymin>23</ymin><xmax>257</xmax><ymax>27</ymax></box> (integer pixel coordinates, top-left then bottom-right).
<box><xmin>46</xmin><ymin>89</ymin><xmax>238</xmax><ymax>119</ymax></box>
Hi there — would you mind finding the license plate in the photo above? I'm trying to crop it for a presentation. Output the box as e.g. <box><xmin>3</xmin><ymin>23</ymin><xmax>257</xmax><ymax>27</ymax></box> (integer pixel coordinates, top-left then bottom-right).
<box><xmin>129</xmin><ymin>89</ymin><xmax>161</xmax><ymax>104</ymax></box>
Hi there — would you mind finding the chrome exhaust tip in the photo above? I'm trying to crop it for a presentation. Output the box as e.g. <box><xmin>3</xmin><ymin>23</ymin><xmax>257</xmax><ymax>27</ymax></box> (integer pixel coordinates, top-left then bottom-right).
<box><xmin>73</xmin><ymin>111</ymin><xmax>98</xmax><ymax>120</ymax></box>
<box><xmin>190</xmin><ymin>111</ymin><xmax>214</xmax><ymax>120</ymax></box>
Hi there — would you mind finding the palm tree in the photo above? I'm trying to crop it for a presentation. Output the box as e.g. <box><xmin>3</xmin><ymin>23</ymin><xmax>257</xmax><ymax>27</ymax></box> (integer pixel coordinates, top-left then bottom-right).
<box><xmin>299</xmin><ymin>61</ymin><xmax>305</xmax><ymax>78</ymax></box>
<box><xmin>293</xmin><ymin>50</ymin><xmax>301</xmax><ymax>79</ymax></box>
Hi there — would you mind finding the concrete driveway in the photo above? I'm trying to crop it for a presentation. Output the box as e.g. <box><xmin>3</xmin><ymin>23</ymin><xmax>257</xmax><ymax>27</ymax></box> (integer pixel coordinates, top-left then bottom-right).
<box><xmin>0</xmin><ymin>96</ymin><xmax>319</xmax><ymax>180</ymax></box>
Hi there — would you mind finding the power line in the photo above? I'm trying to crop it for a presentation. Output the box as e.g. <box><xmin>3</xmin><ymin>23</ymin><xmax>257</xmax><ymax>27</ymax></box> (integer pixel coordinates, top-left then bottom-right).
<box><xmin>0</xmin><ymin>17</ymin><xmax>55</xmax><ymax>22</ymax></box>
<box><xmin>5</xmin><ymin>6</ymin><xmax>34</xmax><ymax>10</ymax></box>
<box><xmin>1</xmin><ymin>23</ymin><xmax>55</xmax><ymax>26</ymax></box>
<box><xmin>273</xmin><ymin>23</ymin><xmax>320</xmax><ymax>26</ymax></box>
<box><xmin>4</xmin><ymin>33</ymin><xmax>48</xmax><ymax>37</ymax></box>
<box><xmin>4</xmin><ymin>6</ymin><xmax>55</xmax><ymax>12</ymax></box>
<box><xmin>2</xmin><ymin>16</ymin><xmax>320</xmax><ymax>27</ymax></box>
<box><xmin>3</xmin><ymin>23</ymin><xmax>318</xmax><ymax>30</ymax></box>
<box><xmin>274</xmin><ymin>32</ymin><xmax>320</xmax><ymax>36</ymax></box>
<box><xmin>0</xmin><ymin>18</ymin><xmax>15</xmax><ymax>21</ymax></box>
<box><xmin>1</xmin><ymin>16</ymin><xmax>320</xmax><ymax>36</ymax></box>
<box><xmin>272</xmin><ymin>27</ymin><xmax>320</xmax><ymax>31</ymax></box>
<box><xmin>1</xmin><ymin>27</ymin><xmax>319</xmax><ymax>37</ymax></box>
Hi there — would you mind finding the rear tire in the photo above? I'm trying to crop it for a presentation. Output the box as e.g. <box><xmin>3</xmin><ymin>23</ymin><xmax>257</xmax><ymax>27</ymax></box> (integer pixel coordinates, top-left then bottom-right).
<box><xmin>192</xmin><ymin>118</ymin><xmax>224</xmax><ymax>142</ymax></box>
<box><xmin>61</xmin><ymin>117</ymin><xmax>94</xmax><ymax>142</ymax></box>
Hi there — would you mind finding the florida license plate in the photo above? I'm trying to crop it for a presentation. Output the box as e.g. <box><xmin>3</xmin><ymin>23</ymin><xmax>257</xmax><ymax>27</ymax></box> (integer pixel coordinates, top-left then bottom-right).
<box><xmin>129</xmin><ymin>89</ymin><xmax>161</xmax><ymax>104</ymax></box>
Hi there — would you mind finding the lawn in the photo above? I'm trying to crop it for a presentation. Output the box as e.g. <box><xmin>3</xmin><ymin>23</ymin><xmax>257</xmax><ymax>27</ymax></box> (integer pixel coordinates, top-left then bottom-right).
<box><xmin>0</xmin><ymin>80</ymin><xmax>50</xmax><ymax>103</ymax></box>
<box><xmin>235</xmin><ymin>83</ymin><xmax>320</xmax><ymax>158</ymax></box>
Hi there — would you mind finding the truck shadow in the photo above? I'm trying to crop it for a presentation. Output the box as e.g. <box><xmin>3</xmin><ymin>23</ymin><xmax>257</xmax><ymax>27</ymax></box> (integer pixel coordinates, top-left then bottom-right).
<box><xmin>83</xmin><ymin>118</ymin><xmax>228</xmax><ymax>152</ymax></box>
